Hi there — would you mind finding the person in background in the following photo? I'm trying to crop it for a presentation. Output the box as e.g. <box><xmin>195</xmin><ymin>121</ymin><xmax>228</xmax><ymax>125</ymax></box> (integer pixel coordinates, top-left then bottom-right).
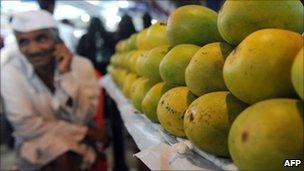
<box><xmin>77</xmin><ymin>17</ymin><xmax>114</xmax><ymax>75</ymax></box>
<box><xmin>143</xmin><ymin>12</ymin><xmax>152</xmax><ymax>28</ymax></box>
<box><xmin>0</xmin><ymin>35</ymin><xmax>4</xmax><ymax>49</ymax></box>
<box><xmin>37</xmin><ymin>0</ymin><xmax>78</xmax><ymax>53</ymax></box>
<box><xmin>116</xmin><ymin>14</ymin><xmax>136</xmax><ymax>41</ymax></box>
<box><xmin>1</xmin><ymin>10</ymin><xmax>107</xmax><ymax>170</ymax></box>
<box><xmin>205</xmin><ymin>0</ymin><xmax>223</xmax><ymax>11</ymax></box>
<box><xmin>171</xmin><ymin>0</ymin><xmax>202</xmax><ymax>7</ymax></box>
<box><xmin>61</xmin><ymin>19</ymin><xmax>75</xmax><ymax>28</ymax></box>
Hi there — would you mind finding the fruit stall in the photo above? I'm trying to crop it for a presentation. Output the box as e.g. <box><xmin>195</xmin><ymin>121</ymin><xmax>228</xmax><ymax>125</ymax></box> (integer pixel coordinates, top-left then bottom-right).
<box><xmin>101</xmin><ymin>75</ymin><xmax>238</xmax><ymax>170</ymax></box>
<box><xmin>102</xmin><ymin>1</ymin><xmax>303</xmax><ymax>170</ymax></box>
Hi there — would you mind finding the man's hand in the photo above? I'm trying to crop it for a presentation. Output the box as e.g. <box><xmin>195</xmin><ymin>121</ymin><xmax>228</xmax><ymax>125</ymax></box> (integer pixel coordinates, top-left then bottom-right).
<box><xmin>53</xmin><ymin>43</ymin><xmax>72</xmax><ymax>74</ymax></box>
<box><xmin>86</xmin><ymin>127</ymin><xmax>108</xmax><ymax>143</ymax></box>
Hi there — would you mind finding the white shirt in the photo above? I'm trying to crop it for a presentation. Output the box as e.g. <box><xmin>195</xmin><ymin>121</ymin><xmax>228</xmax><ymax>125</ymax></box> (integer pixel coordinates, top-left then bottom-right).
<box><xmin>1</xmin><ymin>46</ymin><xmax>99</xmax><ymax>170</ymax></box>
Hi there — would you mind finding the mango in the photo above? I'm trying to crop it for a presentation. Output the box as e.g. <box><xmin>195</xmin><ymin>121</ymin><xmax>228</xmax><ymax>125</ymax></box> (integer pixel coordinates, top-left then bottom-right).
<box><xmin>291</xmin><ymin>48</ymin><xmax>304</xmax><ymax>100</ymax></box>
<box><xmin>160</xmin><ymin>44</ymin><xmax>200</xmax><ymax>86</ymax></box>
<box><xmin>136</xmin><ymin>28</ymin><xmax>148</xmax><ymax>50</ymax></box>
<box><xmin>127</xmin><ymin>33</ymin><xmax>138</xmax><ymax>50</ymax></box>
<box><xmin>135</xmin><ymin>51</ymin><xmax>149</xmax><ymax>76</ymax></box>
<box><xmin>115</xmin><ymin>40</ymin><xmax>124</xmax><ymax>52</ymax></box>
<box><xmin>128</xmin><ymin>50</ymin><xmax>146</xmax><ymax>73</ymax></box>
<box><xmin>184</xmin><ymin>91</ymin><xmax>248</xmax><ymax>157</ymax></box>
<box><xmin>218</xmin><ymin>0</ymin><xmax>304</xmax><ymax>45</ymax></box>
<box><xmin>223</xmin><ymin>29</ymin><xmax>303</xmax><ymax>104</ymax></box>
<box><xmin>131</xmin><ymin>78</ymin><xmax>156</xmax><ymax>112</ymax></box>
<box><xmin>157</xmin><ymin>87</ymin><xmax>196</xmax><ymax>137</ymax></box>
<box><xmin>142</xmin><ymin>45</ymin><xmax>172</xmax><ymax>82</ymax></box>
<box><xmin>106</xmin><ymin>65</ymin><xmax>114</xmax><ymax>74</ymax></box>
<box><xmin>142</xmin><ymin>82</ymin><xmax>174</xmax><ymax>123</ymax></box>
<box><xmin>130</xmin><ymin>77</ymin><xmax>145</xmax><ymax>102</ymax></box>
<box><xmin>146</xmin><ymin>22</ymin><xmax>169</xmax><ymax>49</ymax></box>
<box><xmin>167</xmin><ymin>5</ymin><xmax>223</xmax><ymax>46</ymax></box>
<box><xmin>117</xmin><ymin>69</ymin><xmax>128</xmax><ymax>88</ymax></box>
<box><xmin>229</xmin><ymin>99</ymin><xmax>304</xmax><ymax>170</ymax></box>
<box><xmin>123</xmin><ymin>51</ymin><xmax>135</xmax><ymax>71</ymax></box>
<box><xmin>123</xmin><ymin>73</ymin><xmax>138</xmax><ymax>98</ymax></box>
<box><xmin>185</xmin><ymin>42</ymin><xmax>233</xmax><ymax>96</ymax></box>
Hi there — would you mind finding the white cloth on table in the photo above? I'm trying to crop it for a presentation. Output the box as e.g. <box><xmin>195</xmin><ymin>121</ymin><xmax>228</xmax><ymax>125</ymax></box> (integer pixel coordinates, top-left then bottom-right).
<box><xmin>0</xmin><ymin>46</ymin><xmax>99</xmax><ymax>170</ymax></box>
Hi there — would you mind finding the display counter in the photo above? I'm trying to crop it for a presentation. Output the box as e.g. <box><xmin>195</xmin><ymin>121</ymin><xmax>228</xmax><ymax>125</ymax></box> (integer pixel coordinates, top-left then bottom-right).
<box><xmin>101</xmin><ymin>75</ymin><xmax>238</xmax><ymax>171</ymax></box>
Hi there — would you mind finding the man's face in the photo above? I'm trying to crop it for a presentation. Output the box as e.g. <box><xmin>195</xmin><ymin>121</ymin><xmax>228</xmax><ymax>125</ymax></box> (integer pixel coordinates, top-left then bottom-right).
<box><xmin>15</xmin><ymin>29</ymin><xmax>56</xmax><ymax>68</ymax></box>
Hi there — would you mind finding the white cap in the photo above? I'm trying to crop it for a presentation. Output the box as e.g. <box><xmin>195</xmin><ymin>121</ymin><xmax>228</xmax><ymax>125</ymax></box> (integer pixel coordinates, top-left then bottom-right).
<box><xmin>11</xmin><ymin>10</ymin><xmax>57</xmax><ymax>32</ymax></box>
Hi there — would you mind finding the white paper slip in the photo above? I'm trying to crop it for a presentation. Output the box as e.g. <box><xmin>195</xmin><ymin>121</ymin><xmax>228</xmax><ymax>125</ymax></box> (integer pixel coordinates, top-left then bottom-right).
<box><xmin>135</xmin><ymin>143</ymin><xmax>219</xmax><ymax>171</ymax></box>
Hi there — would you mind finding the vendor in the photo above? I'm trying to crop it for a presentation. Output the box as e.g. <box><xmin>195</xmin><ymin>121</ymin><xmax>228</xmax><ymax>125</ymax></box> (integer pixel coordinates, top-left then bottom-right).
<box><xmin>1</xmin><ymin>10</ymin><xmax>106</xmax><ymax>171</ymax></box>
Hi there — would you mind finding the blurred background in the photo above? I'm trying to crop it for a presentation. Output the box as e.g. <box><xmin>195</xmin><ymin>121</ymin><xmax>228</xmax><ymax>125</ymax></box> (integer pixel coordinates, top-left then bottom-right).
<box><xmin>1</xmin><ymin>0</ymin><xmax>224</xmax><ymax>48</ymax></box>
